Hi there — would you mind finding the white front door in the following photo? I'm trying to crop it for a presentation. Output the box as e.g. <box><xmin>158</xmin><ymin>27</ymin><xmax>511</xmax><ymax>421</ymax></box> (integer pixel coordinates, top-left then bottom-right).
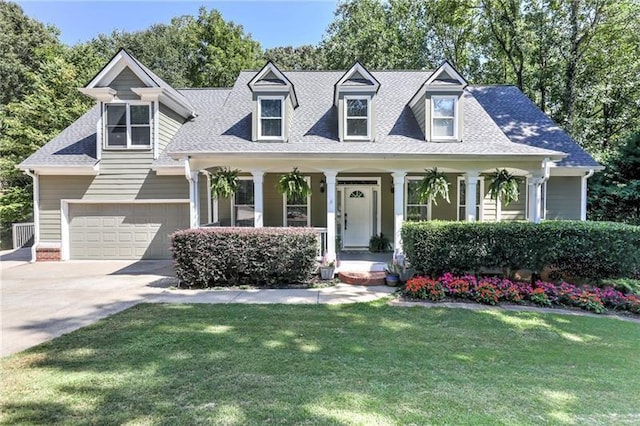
<box><xmin>343</xmin><ymin>186</ymin><xmax>372</xmax><ymax>248</ymax></box>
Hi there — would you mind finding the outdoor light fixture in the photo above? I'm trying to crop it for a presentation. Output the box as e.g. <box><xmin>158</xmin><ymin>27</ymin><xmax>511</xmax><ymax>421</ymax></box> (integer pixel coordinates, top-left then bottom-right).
<box><xmin>320</xmin><ymin>179</ymin><xmax>325</xmax><ymax>193</ymax></box>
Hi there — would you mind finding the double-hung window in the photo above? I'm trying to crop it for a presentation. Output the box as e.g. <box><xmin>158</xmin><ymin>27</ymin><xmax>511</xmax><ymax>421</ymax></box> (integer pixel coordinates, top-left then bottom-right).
<box><xmin>258</xmin><ymin>96</ymin><xmax>284</xmax><ymax>140</ymax></box>
<box><xmin>457</xmin><ymin>177</ymin><xmax>484</xmax><ymax>221</ymax></box>
<box><xmin>406</xmin><ymin>178</ymin><xmax>431</xmax><ymax>221</ymax></box>
<box><xmin>105</xmin><ymin>103</ymin><xmax>151</xmax><ymax>149</ymax></box>
<box><xmin>233</xmin><ymin>178</ymin><xmax>255</xmax><ymax>227</ymax></box>
<box><xmin>283</xmin><ymin>177</ymin><xmax>311</xmax><ymax>227</ymax></box>
<box><xmin>431</xmin><ymin>96</ymin><xmax>457</xmax><ymax>140</ymax></box>
<box><xmin>344</xmin><ymin>96</ymin><xmax>370</xmax><ymax>139</ymax></box>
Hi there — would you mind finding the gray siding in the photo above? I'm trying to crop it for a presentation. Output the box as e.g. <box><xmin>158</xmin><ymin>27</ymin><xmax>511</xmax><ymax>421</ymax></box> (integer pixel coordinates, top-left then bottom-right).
<box><xmin>159</xmin><ymin>104</ymin><xmax>184</xmax><ymax>152</ymax></box>
<box><xmin>410</xmin><ymin>97</ymin><xmax>426</xmax><ymax>139</ymax></box>
<box><xmin>107</xmin><ymin>67</ymin><xmax>144</xmax><ymax>100</ymax></box>
<box><xmin>501</xmin><ymin>180</ymin><xmax>527</xmax><ymax>221</ymax></box>
<box><xmin>39</xmin><ymin>176</ymin><xmax>92</xmax><ymax>242</ymax></box>
<box><xmin>546</xmin><ymin>176</ymin><xmax>581</xmax><ymax>219</ymax></box>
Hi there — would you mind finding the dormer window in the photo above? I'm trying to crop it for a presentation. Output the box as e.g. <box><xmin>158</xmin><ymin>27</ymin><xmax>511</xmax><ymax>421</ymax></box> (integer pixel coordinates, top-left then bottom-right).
<box><xmin>105</xmin><ymin>103</ymin><xmax>151</xmax><ymax>149</ymax></box>
<box><xmin>431</xmin><ymin>96</ymin><xmax>457</xmax><ymax>140</ymax></box>
<box><xmin>345</xmin><ymin>96</ymin><xmax>370</xmax><ymax>139</ymax></box>
<box><xmin>258</xmin><ymin>96</ymin><xmax>284</xmax><ymax>140</ymax></box>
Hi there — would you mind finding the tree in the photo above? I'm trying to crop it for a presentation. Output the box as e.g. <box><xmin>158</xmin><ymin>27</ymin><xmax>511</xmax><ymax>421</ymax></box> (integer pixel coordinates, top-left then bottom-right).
<box><xmin>588</xmin><ymin>132</ymin><xmax>640</xmax><ymax>224</ymax></box>
<box><xmin>264</xmin><ymin>45</ymin><xmax>327</xmax><ymax>70</ymax></box>
<box><xmin>0</xmin><ymin>2</ymin><xmax>58</xmax><ymax>107</ymax></box>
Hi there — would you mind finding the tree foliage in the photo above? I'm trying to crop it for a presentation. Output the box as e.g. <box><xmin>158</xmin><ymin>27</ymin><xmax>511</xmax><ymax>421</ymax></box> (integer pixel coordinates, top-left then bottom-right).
<box><xmin>264</xmin><ymin>45</ymin><xmax>326</xmax><ymax>70</ymax></box>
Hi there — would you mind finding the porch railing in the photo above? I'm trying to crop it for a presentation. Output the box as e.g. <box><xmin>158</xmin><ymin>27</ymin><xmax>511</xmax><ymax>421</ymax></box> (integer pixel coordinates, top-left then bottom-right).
<box><xmin>12</xmin><ymin>222</ymin><xmax>34</xmax><ymax>249</ymax></box>
<box><xmin>311</xmin><ymin>227</ymin><xmax>328</xmax><ymax>257</ymax></box>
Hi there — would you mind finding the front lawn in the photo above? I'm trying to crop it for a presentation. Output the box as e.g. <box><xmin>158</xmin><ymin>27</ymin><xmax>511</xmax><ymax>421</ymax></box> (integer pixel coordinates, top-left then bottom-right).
<box><xmin>1</xmin><ymin>303</ymin><xmax>639</xmax><ymax>424</ymax></box>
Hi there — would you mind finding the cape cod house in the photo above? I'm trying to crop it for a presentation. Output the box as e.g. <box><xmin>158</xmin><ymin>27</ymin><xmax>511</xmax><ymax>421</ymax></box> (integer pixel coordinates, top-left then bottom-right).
<box><xmin>19</xmin><ymin>49</ymin><xmax>601</xmax><ymax>261</ymax></box>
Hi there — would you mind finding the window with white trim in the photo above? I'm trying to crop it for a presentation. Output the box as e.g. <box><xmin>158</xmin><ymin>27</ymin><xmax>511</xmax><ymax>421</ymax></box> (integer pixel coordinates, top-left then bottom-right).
<box><xmin>457</xmin><ymin>177</ymin><xmax>484</xmax><ymax>221</ymax></box>
<box><xmin>405</xmin><ymin>178</ymin><xmax>431</xmax><ymax>221</ymax></box>
<box><xmin>233</xmin><ymin>178</ymin><xmax>254</xmax><ymax>227</ymax></box>
<box><xmin>105</xmin><ymin>103</ymin><xmax>151</xmax><ymax>148</ymax></box>
<box><xmin>344</xmin><ymin>96</ymin><xmax>370</xmax><ymax>139</ymax></box>
<box><xmin>258</xmin><ymin>96</ymin><xmax>284</xmax><ymax>139</ymax></box>
<box><xmin>431</xmin><ymin>96</ymin><xmax>457</xmax><ymax>140</ymax></box>
<box><xmin>283</xmin><ymin>177</ymin><xmax>310</xmax><ymax>227</ymax></box>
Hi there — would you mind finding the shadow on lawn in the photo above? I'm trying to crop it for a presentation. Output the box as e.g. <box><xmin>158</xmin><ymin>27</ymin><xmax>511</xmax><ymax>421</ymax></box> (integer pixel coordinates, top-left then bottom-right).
<box><xmin>2</xmin><ymin>303</ymin><xmax>637</xmax><ymax>424</ymax></box>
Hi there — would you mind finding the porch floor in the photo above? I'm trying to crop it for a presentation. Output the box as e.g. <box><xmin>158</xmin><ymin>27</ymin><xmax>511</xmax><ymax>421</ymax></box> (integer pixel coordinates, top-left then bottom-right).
<box><xmin>336</xmin><ymin>251</ymin><xmax>391</xmax><ymax>273</ymax></box>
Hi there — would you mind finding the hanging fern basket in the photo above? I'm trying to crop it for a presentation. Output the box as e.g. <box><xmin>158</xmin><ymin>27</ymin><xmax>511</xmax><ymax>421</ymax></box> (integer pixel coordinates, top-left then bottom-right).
<box><xmin>488</xmin><ymin>169</ymin><xmax>520</xmax><ymax>206</ymax></box>
<box><xmin>277</xmin><ymin>168</ymin><xmax>312</xmax><ymax>202</ymax></box>
<box><xmin>416</xmin><ymin>167</ymin><xmax>451</xmax><ymax>205</ymax></box>
<box><xmin>210</xmin><ymin>168</ymin><xmax>240</xmax><ymax>199</ymax></box>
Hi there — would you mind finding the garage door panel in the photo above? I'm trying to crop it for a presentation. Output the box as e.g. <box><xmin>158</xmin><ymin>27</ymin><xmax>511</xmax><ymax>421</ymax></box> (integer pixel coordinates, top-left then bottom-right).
<box><xmin>69</xmin><ymin>203</ymin><xmax>189</xmax><ymax>260</ymax></box>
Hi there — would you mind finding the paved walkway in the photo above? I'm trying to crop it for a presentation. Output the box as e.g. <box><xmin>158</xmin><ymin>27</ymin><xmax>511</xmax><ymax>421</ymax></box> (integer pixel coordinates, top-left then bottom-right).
<box><xmin>0</xmin><ymin>249</ymin><xmax>395</xmax><ymax>357</ymax></box>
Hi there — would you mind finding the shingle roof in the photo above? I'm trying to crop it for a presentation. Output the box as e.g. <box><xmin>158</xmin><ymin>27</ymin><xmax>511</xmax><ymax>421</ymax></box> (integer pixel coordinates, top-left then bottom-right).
<box><xmin>20</xmin><ymin>69</ymin><xmax>599</xmax><ymax>169</ymax></box>
<box><xmin>469</xmin><ymin>86</ymin><xmax>600</xmax><ymax>167</ymax></box>
<box><xmin>167</xmin><ymin>71</ymin><xmax>567</xmax><ymax>158</ymax></box>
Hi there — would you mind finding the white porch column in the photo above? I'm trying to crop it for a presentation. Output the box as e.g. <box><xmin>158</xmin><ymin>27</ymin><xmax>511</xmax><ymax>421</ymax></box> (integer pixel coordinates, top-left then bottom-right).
<box><xmin>202</xmin><ymin>170</ymin><xmax>213</xmax><ymax>224</ymax></box>
<box><xmin>465</xmin><ymin>171</ymin><xmax>479</xmax><ymax>222</ymax></box>
<box><xmin>324</xmin><ymin>171</ymin><xmax>338</xmax><ymax>261</ymax></box>
<box><xmin>581</xmin><ymin>170</ymin><xmax>595</xmax><ymax>221</ymax></box>
<box><xmin>251</xmin><ymin>170</ymin><xmax>264</xmax><ymax>227</ymax></box>
<box><xmin>527</xmin><ymin>177</ymin><xmax>543</xmax><ymax>224</ymax></box>
<box><xmin>188</xmin><ymin>172</ymin><xmax>200</xmax><ymax>228</ymax></box>
<box><xmin>392</xmin><ymin>171</ymin><xmax>406</xmax><ymax>253</ymax></box>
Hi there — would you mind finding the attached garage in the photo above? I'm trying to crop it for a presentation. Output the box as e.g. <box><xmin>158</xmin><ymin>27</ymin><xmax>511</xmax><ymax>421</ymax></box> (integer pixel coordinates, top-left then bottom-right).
<box><xmin>68</xmin><ymin>202</ymin><xmax>189</xmax><ymax>260</ymax></box>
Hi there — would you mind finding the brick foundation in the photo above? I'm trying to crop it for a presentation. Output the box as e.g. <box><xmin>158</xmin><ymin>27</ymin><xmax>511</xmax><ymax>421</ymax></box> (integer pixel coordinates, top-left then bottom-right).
<box><xmin>36</xmin><ymin>247</ymin><xmax>61</xmax><ymax>262</ymax></box>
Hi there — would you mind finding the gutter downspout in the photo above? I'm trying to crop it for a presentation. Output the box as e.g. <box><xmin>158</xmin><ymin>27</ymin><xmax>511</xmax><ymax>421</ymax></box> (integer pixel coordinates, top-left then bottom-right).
<box><xmin>184</xmin><ymin>158</ymin><xmax>199</xmax><ymax>228</ymax></box>
<box><xmin>581</xmin><ymin>169</ymin><xmax>595</xmax><ymax>221</ymax></box>
<box><xmin>23</xmin><ymin>169</ymin><xmax>38</xmax><ymax>263</ymax></box>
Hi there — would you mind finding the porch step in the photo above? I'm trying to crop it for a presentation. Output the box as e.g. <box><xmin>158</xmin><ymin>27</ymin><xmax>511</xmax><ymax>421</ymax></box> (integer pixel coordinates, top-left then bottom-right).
<box><xmin>338</xmin><ymin>271</ymin><xmax>387</xmax><ymax>286</ymax></box>
<box><xmin>336</xmin><ymin>260</ymin><xmax>386</xmax><ymax>273</ymax></box>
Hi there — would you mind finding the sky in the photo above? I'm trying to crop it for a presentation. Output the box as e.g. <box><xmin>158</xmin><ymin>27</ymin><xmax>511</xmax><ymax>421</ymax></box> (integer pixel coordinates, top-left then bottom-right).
<box><xmin>16</xmin><ymin>1</ymin><xmax>338</xmax><ymax>49</ymax></box>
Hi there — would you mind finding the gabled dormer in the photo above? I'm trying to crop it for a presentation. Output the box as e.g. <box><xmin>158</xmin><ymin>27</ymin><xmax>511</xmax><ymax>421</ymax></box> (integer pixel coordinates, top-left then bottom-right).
<box><xmin>334</xmin><ymin>62</ymin><xmax>380</xmax><ymax>142</ymax></box>
<box><xmin>248</xmin><ymin>62</ymin><xmax>298</xmax><ymax>142</ymax></box>
<box><xmin>79</xmin><ymin>49</ymin><xmax>195</xmax><ymax>158</ymax></box>
<box><xmin>409</xmin><ymin>61</ymin><xmax>468</xmax><ymax>142</ymax></box>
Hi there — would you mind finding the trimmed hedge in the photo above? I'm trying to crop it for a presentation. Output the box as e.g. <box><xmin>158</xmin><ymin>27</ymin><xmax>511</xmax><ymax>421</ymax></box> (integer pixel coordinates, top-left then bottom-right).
<box><xmin>402</xmin><ymin>221</ymin><xmax>640</xmax><ymax>280</ymax></box>
<box><xmin>171</xmin><ymin>227</ymin><xmax>318</xmax><ymax>287</ymax></box>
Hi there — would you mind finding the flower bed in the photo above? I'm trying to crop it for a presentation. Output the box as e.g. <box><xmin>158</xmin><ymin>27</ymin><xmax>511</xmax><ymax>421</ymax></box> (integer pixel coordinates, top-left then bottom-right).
<box><xmin>403</xmin><ymin>274</ymin><xmax>640</xmax><ymax>315</ymax></box>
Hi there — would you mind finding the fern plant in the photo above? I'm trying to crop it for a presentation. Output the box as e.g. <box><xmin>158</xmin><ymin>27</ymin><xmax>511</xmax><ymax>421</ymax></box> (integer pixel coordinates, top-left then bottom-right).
<box><xmin>277</xmin><ymin>168</ymin><xmax>311</xmax><ymax>202</ymax></box>
<box><xmin>210</xmin><ymin>168</ymin><xmax>240</xmax><ymax>199</ymax></box>
<box><xmin>488</xmin><ymin>169</ymin><xmax>520</xmax><ymax>206</ymax></box>
<box><xmin>417</xmin><ymin>168</ymin><xmax>450</xmax><ymax>205</ymax></box>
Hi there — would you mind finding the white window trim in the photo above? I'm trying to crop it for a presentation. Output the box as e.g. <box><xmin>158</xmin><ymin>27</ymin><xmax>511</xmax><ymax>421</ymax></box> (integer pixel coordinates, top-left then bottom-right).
<box><xmin>282</xmin><ymin>176</ymin><xmax>311</xmax><ymax>227</ymax></box>
<box><xmin>103</xmin><ymin>101</ymin><xmax>152</xmax><ymax>150</ymax></box>
<box><xmin>232</xmin><ymin>177</ymin><xmax>255</xmax><ymax>226</ymax></box>
<box><xmin>257</xmin><ymin>95</ymin><xmax>285</xmax><ymax>141</ymax></box>
<box><xmin>344</xmin><ymin>95</ymin><xmax>371</xmax><ymax>140</ymax></box>
<box><xmin>457</xmin><ymin>176</ymin><xmax>484</xmax><ymax>221</ymax></box>
<box><xmin>431</xmin><ymin>95</ymin><xmax>458</xmax><ymax>141</ymax></box>
<box><xmin>405</xmin><ymin>177</ymin><xmax>432</xmax><ymax>221</ymax></box>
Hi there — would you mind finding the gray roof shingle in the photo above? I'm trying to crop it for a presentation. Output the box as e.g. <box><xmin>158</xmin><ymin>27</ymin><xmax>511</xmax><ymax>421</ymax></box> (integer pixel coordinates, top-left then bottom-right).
<box><xmin>21</xmin><ymin>69</ymin><xmax>598</xmax><ymax>169</ymax></box>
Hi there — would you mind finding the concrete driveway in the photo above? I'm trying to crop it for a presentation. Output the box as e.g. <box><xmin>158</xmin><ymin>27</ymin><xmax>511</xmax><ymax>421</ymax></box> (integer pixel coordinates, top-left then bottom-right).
<box><xmin>1</xmin><ymin>249</ymin><xmax>394</xmax><ymax>357</ymax></box>
<box><xmin>1</xmin><ymin>249</ymin><xmax>176</xmax><ymax>357</ymax></box>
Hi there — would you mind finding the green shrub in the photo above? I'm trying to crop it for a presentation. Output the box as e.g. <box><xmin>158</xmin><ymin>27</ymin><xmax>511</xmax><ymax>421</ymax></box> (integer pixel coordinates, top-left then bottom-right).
<box><xmin>402</xmin><ymin>221</ymin><xmax>640</xmax><ymax>281</ymax></box>
<box><xmin>599</xmin><ymin>278</ymin><xmax>640</xmax><ymax>295</ymax></box>
<box><xmin>171</xmin><ymin>227</ymin><xmax>318</xmax><ymax>288</ymax></box>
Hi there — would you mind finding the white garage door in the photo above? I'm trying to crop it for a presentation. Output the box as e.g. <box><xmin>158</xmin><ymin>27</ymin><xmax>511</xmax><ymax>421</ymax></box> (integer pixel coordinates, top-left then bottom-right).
<box><xmin>69</xmin><ymin>203</ymin><xmax>189</xmax><ymax>260</ymax></box>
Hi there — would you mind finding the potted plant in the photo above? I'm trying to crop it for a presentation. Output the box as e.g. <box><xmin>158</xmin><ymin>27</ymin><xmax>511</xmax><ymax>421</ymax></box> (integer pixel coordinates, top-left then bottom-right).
<box><xmin>417</xmin><ymin>167</ymin><xmax>451</xmax><ymax>205</ymax></box>
<box><xmin>369</xmin><ymin>233</ymin><xmax>391</xmax><ymax>253</ymax></box>
<box><xmin>277</xmin><ymin>167</ymin><xmax>312</xmax><ymax>201</ymax></box>
<box><xmin>210</xmin><ymin>167</ymin><xmax>240</xmax><ymax>199</ymax></box>
<box><xmin>319</xmin><ymin>253</ymin><xmax>336</xmax><ymax>280</ymax></box>
<box><xmin>384</xmin><ymin>257</ymin><xmax>415</xmax><ymax>286</ymax></box>
<box><xmin>488</xmin><ymin>168</ymin><xmax>520</xmax><ymax>222</ymax></box>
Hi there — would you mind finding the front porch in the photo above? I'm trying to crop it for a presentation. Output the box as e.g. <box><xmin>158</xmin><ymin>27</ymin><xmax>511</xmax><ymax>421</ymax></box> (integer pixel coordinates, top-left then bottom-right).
<box><xmin>184</xmin><ymin>157</ymin><xmax>554</xmax><ymax>261</ymax></box>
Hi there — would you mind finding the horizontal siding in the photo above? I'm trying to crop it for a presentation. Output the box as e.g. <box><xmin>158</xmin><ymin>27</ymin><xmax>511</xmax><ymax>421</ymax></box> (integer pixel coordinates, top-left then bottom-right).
<box><xmin>409</xmin><ymin>97</ymin><xmax>426</xmax><ymax>139</ymax></box>
<box><xmin>108</xmin><ymin>67</ymin><xmax>144</xmax><ymax>101</ymax></box>
<box><xmin>158</xmin><ymin>104</ymin><xmax>184</xmax><ymax>152</ymax></box>
<box><xmin>264</xmin><ymin>174</ymin><xmax>283</xmax><ymax>227</ymax></box>
<box><xmin>546</xmin><ymin>176</ymin><xmax>581</xmax><ymax>220</ymax></box>
<box><xmin>501</xmin><ymin>180</ymin><xmax>527</xmax><ymax>221</ymax></box>
<box><xmin>39</xmin><ymin>176</ymin><xmax>93</xmax><ymax>241</ymax></box>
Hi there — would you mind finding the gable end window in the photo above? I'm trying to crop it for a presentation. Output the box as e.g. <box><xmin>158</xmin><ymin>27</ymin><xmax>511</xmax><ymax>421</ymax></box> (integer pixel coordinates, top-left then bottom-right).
<box><xmin>431</xmin><ymin>96</ymin><xmax>457</xmax><ymax>140</ymax></box>
<box><xmin>344</xmin><ymin>96</ymin><xmax>370</xmax><ymax>139</ymax></box>
<box><xmin>258</xmin><ymin>96</ymin><xmax>284</xmax><ymax>140</ymax></box>
<box><xmin>105</xmin><ymin>103</ymin><xmax>151</xmax><ymax>149</ymax></box>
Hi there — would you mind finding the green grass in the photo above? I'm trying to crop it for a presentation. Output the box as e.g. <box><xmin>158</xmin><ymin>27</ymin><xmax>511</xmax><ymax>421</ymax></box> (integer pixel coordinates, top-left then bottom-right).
<box><xmin>2</xmin><ymin>303</ymin><xmax>639</xmax><ymax>425</ymax></box>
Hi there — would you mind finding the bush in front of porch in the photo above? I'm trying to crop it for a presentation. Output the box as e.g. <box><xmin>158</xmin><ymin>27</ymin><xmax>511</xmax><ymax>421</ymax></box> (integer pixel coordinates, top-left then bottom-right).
<box><xmin>401</xmin><ymin>220</ymin><xmax>640</xmax><ymax>282</ymax></box>
<box><xmin>171</xmin><ymin>227</ymin><xmax>318</xmax><ymax>287</ymax></box>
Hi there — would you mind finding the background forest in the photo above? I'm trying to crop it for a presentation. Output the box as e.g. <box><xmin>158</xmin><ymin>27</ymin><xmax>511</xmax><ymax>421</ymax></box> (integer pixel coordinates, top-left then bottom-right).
<box><xmin>1</xmin><ymin>0</ymin><xmax>639</xmax><ymax>246</ymax></box>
